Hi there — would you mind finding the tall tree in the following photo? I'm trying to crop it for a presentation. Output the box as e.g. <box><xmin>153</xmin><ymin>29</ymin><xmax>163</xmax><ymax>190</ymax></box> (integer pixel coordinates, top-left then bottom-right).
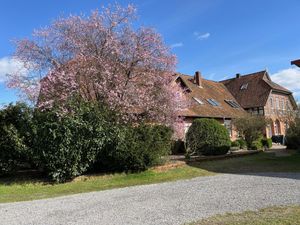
<box><xmin>6</xmin><ymin>4</ymin><xmax>186</xmax><ymax>137</ymax></box>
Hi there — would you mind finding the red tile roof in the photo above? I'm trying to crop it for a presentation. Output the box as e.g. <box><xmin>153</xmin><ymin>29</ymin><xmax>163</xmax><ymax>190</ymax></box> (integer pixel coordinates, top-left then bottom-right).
<box><xmin>220</xmin><ymin>70</ymin><xmax>295</xmax><ymax>109</ymax></box>
<box><xmin>177</xmin><ymin>74</ymin><xmax>247</xmax><ymax>119</ymax></box>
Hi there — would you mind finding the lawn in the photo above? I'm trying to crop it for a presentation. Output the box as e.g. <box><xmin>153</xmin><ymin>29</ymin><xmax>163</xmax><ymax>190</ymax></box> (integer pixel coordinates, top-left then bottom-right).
<box><xmin>1</xmin><ymin>151</ymin><xmax>299</xmax><ymax>203</ymax></box>
<box><xmin>188</xmin><ymin>205</ymin><xmax>300</xmax><ymax>225</ymax></box>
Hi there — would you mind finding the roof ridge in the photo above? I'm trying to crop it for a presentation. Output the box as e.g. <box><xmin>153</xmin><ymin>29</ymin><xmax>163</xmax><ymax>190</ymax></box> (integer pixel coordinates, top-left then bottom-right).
<box><xmin>220</xmin><ymin>70</ymin><xmax>267</xmax><ymax>82</ymax></box>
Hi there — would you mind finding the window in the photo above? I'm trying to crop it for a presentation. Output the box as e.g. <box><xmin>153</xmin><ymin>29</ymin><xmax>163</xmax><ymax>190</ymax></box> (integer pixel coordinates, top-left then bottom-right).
<box><xmin>281</xmin><ymin>99</ymin><xmax>285</xmax><ymax>110</ymax></box>
<box><xmin>276</xmin><ymin>98</ymin><xmax>279</xmax><ymax>109</ymax></box>
<box><xmin>224</xmin><ymin>119</ymin><xmax>232</xmax><ymax>137</ymax></box>
<box><xmin>240</xmin><ymin>83</ymin><xmax>248</xmax><ymax>90</ymax></box>
<box><xmin>193</xmin><ymin>97</ymin><xmax>204</xmax><ymax>105</ymax></box>
<box><xmin>207</xmin><ymin>98</ymin><xmax>220</xmax><ymax>106</ymax></box>
<box><xmin>225</xmin><ymin>100</ymin><xmax>240</xmax><ymax>108</ymax></box>
<box><xmin>270</xmin><ymin>97</ymin><xmax>273</xmax><ymax>108</ymax></box>
<box><xmin>286</xmin><ymin>101</ymin><xmax>290</xmax><ymax>110</ymax></box>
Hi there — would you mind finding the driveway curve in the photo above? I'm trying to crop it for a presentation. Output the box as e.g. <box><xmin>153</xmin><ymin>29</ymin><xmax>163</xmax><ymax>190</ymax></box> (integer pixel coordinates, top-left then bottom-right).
<box><xmin>1</xmin><ymin>173</ymin><xmax>300</xmax><ymax>225</ymax></box>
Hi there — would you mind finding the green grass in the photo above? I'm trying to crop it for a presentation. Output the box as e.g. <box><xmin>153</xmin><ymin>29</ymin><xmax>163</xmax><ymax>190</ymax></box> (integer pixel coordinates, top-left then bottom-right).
<box><xmin>188</xmin><ymin>150</ymin><xmax>300</xmax><ymax>174</ymax></box>
<box><xmin>0</xmin><ymin>165</ymin><xmax>213</xmax><ymax>203</ymax></box>
<box><xmin>1</xmin><ymin>151</ymin><xmax>299</xmax><ymax>203</ymax></box>
<box><xmin>188</xmin><ymin>205</ymin><xmax>300</xmax><ymax>225</ymax></box>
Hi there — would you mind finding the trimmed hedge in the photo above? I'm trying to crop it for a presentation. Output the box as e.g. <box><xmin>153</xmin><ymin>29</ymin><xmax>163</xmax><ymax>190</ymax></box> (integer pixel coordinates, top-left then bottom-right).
<box><xmin>186</xmin><ymin>118</ymin><xmax>231</xmax><ymax>156</ymax></box>
<box><xmin>95</xmin><ymin>124</ymin><xmax>172</xmax><ymax>172</ymax></box>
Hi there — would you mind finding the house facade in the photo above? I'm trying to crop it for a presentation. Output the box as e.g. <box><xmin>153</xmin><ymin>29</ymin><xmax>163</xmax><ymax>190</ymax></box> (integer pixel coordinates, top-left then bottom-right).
<box><xmin>176</xmin><ymin>72</ymin><xmax>247</xmax><ymax>140</ymax></box>
<box><xmin>221</xmin><ymin>70</ymin><xmax>297</xmax><ymax>138</ymax></box>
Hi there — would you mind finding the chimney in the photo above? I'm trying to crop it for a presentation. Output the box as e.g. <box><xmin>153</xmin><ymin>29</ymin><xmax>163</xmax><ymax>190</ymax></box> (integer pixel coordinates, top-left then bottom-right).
<box><xmin>195</xmin><ymin>71</ymin><xmax>202</xmax><ymax>87</ymax></box>
<box><xmin>236</xmin><ymin>73</ymin><xmax>241</xmax><ymax>78</ymax></box>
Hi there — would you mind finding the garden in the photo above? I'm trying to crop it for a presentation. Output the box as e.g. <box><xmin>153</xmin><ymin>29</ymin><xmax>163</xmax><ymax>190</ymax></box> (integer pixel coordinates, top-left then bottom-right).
<box><xmin>1</xmin><ymin>3</ymin><xmax>300</xmax><ymax>204</ymax></box>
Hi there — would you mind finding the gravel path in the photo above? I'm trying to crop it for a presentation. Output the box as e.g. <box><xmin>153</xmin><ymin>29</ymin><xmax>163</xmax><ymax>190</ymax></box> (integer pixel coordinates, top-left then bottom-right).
<box><xmin>1</xmin><ymin>173</ymin><xmax>300</xmax><ymax>225</ymax></box>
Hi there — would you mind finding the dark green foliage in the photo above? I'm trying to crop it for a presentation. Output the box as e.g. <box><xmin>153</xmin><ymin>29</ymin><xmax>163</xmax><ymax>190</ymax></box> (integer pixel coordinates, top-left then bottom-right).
<box><xmin>96</xmin><ymin>124</ymin><xmax>172</xmax><ymax>172</ymax></box>
<box><xmin>186</xmin><ymin>118</ymin><xmax>231</xmax><ymax>156</ymax></box>
<box><xmin>286</xmin><ymin>118</ymin><xmax>300</xmax><ymax>150</ymax></box>
<box><xmin>233</xmin><ymin>115</ymin><xmax>269</xmax><ymax>147</ymax></box>
<box><xmin>0</xmin><ymin>103</ymin><xmax>34</xmax><ymax>175</ymax></box>
<box><xmin>250</xmin><ymin>137</ymin><xmax>264</xmax><ymax>150</ymax></box>
<box><xmin>236</xmin><ymin>139</ymin><xmax>247</xmax><ymax>149</ymax></box>
<box><xmin>33</xmin><ymin>101</ymin><xmax>116</xmax><ymax>182</ymax></box>
<box><xmin>231</xmin><ymin>141</ymin><xmax>240</xmax><ymax>148</ymax></box>
<box><xmin>261</xmin><ymin>138</ymin><xmax>272</xmax><ymax>149</ymax></box>
<box><xmin>171</xmin><ymin>140</ymin><xmax>186</xmax><ymax>154</ymax></box>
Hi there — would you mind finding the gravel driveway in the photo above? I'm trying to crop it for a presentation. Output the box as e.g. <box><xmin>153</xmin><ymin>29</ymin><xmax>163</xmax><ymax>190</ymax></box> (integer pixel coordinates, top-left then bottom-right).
<box><xmin>1</xmin><ymin>173</ymin><xmax>300</xmax><ymax>225</ymax></box>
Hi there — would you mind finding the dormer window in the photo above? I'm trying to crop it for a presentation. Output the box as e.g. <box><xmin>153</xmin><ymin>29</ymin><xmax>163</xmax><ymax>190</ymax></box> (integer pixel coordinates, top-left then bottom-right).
<box><xmin>193</xmin><ymin>97</ymin><xmax>204</xmax><ymax>105</ymax></box>
<box><xmin>225</xmin><ymin>100</ymin><xmax>240</xmax><ymax>108</ymax></box>
<box><xmin>207</xmin><ymin>98</ymin><xmax>220</xmax><ymax>106</ymax></box>
<box><xmin>240</xmin><ymin>83</ymin><xmax>248</xmax><ymax>90</ymax></box>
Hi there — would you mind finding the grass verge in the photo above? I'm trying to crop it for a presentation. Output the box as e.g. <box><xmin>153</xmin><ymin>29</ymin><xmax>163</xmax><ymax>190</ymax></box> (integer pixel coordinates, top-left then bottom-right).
<box><xmin>0</xmin><ymin>165</ymin><xmax>213</xmax><ymax>203</ymax></box>
<box><xmin>1</xmin><ymin>151</ymin><xmax>299</xmax><ymax>203</ymax></box>
<box><xmin>188</xmin><ymin>205</ymin><xmax>300</xmax><ymax>225</ymax></box>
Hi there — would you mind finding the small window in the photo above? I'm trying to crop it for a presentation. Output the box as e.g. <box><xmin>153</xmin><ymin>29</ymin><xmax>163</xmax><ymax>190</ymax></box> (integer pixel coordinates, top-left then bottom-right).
<box><xmin>240</xmin><ymin>83</ymin><xmax>248</xmax><ymax>90</ymax></box>
<box><xmin>225</xmin><ymin>100</ymin><xmax>240</xmax><ymax>108</ymax></box>
<box><xmin>270</xmin><ymin>97</ymin><xmax>273</xmax><ymax>108</ymax></box>
<box><xmin>193</xmin><ymin>97</ymin><xmax>204</xmax><ymax>105</ymax></box>
<box><xmin>276</xmin><ymin>98</ymin><xmax>279</xmax><ymax>109</ymax></box>
<box><xmin>207</xmin><ymin>98</ymin><xmax>220</xmax><ymax>106</ymax></box>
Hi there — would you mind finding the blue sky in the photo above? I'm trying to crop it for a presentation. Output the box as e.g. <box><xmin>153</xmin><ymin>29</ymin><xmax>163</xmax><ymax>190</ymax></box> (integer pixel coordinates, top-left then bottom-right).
<box><xmin>1</xmin><ymin>0</ymin><xmax>300</xmax><ymax>105</ymax></box>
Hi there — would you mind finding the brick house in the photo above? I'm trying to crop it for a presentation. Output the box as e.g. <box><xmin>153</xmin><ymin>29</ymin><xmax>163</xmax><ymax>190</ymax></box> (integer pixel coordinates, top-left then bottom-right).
<box><xmin>176</xmin><ymin>72</ymin><xmax>247</xmax><ymax>140</ymax></box>
<box><xmin>221</xmin><ymin>70</ymin><xmax>297</xmax><ymax>138</ymax></box>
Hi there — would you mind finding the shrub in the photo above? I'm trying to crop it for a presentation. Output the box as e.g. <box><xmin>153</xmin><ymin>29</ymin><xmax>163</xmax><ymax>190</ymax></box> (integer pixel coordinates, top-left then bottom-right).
<box><xmin>286</xmin><ymin>118</ymin><xmax>300</xmax><ymax>150</ymax></box>
<box><xmin>236</xmin><ymin>138</ymin><xmax>247</xmax><ymax>149</ymax></box>
<box><xmin>96</xmin><ymin>124</ymin><xmax>172</xmax><ymax>172</ymax></box>
<box><xmin>0</xmin><ymin>103</ymin><xmax>34</xmax><ymax>175</ymax></box>
<box><xmin>33</xmin><ymin>101</ymin><xmax>115</xmax><ymax>182</ymax></box>
<box><xmin>233</xmin><ymin>115</ymin><xmax>269</xmax><ymax>147</ymax></box>
<box><xmin>186</xmin><ymin>118</ymin><xmax>231</xmax><ymax>156</ymax></box>
<box><xmin>250</xmin><ymin>137</ymin><xmax>264</xmax><ymax>150</ymax></box>
<box><xmin>231</xmin><ymin>141</ymin><xmax>240</xmax><ymax>148</ymax></box>
<box><xmin>261</xmin><ymin>138</ymin><xmax>272</xmax><ymax>149</ymax></box>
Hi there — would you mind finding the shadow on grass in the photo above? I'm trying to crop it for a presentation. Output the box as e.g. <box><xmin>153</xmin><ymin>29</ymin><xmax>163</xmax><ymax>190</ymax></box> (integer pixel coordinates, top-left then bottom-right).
<box><xmin>186</xmin><ymin>150</ymin><xmax>300</xmax><ymax>180</ymax></box>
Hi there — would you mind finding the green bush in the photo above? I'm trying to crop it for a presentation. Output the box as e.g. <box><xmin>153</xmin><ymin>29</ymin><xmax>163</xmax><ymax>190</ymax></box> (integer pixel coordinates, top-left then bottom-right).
<box><xmin>250</xmin><ymin>138</ymin><xmax>263</xmax><ymax>150</ymax></box>
<box><xmin>261</xmin><ymin>138</ymin><xmax>272</xmax><ymax>149</ymax></box>
<box><xmin>0</xmin><ymin>103</ymin><xmax>34</xmax><ymax>175</ymax></box>
<box><xmin>286</xmin><ymin>119</ymin><xmax>300</xmax><ymax>150</ymax></box>
<box><xmin>186</xmin><ymin>118</ymin><xmax>231</xmax><ymax>156</ymax></box>
<box><xmin>231</xmin><ymin>141</ymin><xmax>240</xmax><ymax>148</ymax></box>
<box><xmin>96</xmin><ymin>124</ymin><xmax>172</xmax><ymax>172</ymax></box>
<box><xmin>236</xmin><ymin>138</ymin><xmax>247</xmax><ymax>149</ymax></box>
<box><xmin>33</xmin><ymin>101</ymin><xmax>115</xmax><ymax>182</ymax></box>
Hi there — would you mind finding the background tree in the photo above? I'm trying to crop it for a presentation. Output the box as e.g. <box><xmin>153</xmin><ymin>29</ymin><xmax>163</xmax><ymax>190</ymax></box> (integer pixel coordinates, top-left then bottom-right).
<box><xmin>6</xmin><ymin>4</ymin><xmax>186</xmax><ymax>137</ymax></box>
<box><xmin>233</xmin><ymin>115</ymin><xmax>269</xmax><ymax>147</ymax></box>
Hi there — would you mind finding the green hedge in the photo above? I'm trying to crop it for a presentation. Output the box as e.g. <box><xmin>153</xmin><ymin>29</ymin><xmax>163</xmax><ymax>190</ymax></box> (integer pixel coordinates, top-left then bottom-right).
<box><xmin>0</xmin><ymin>103</ymin><xmax>34</xmax><ymax>176</ymax></box>
<box><xmin>95</xmin><ymin>124</ymin><xmax>172</xmax><ymax>172</ymax></box>
<box><xmin>33</xmin><ymin>101</ymin><xmax>115</xmax><ymax>182</ymax></box>
<box><xmin>186</xmin><ymin>118</ymin><xmax>231</xmax><ymax>156</ymax></box>
<box><xmin>1</xmin><ymin>100</ymin><xmax>173</xmax><ymax>182</ymax></box>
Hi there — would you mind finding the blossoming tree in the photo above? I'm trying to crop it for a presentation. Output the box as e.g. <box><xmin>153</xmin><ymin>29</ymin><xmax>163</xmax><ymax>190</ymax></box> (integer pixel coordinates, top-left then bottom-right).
<box><xmin>7</xmin><ymin>4</ymin><xmax>186</xmax><ymax>138</ymax></box>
